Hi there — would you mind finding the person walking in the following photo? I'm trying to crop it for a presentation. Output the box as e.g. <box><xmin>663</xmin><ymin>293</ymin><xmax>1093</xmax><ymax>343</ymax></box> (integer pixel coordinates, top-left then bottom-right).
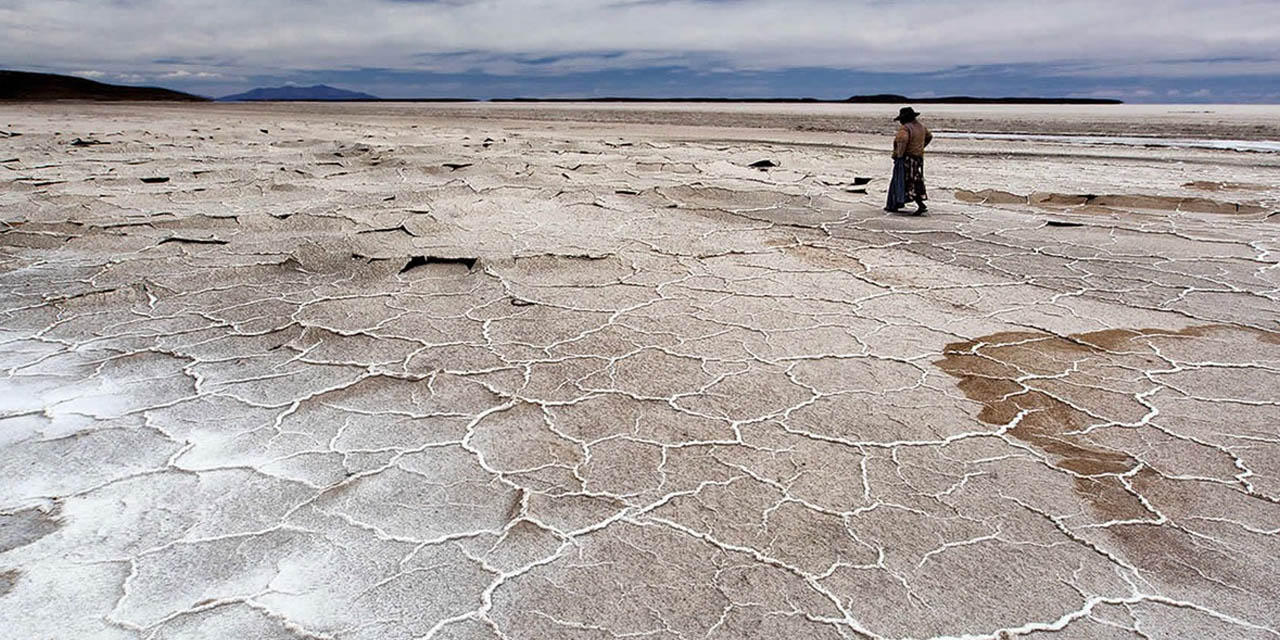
<box><xmin>885</xmin><ymin>107</ymin><xmax>933</xmax><ymax>215</ymax></box>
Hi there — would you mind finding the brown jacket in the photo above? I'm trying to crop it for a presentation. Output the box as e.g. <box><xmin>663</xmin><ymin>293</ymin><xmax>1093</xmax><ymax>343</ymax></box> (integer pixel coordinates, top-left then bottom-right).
<box><xmin>893</xmin><ymin>121</ymin><xmax>932</xmax><ymax>158</ymax></box>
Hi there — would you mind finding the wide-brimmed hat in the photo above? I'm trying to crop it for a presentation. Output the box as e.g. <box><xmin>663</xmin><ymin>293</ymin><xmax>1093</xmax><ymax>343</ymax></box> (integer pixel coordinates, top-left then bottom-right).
<box><xmin>894</xmin><ymin>107</ymin><xmax>920</xmax><ymax>122</ymax></box>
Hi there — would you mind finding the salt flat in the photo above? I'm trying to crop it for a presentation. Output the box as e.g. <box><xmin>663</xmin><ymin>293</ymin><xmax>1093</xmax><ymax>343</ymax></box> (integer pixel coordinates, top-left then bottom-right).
<box><xmin>2</xmin><ymin>102</ymin><xmax>1279</xmax><ymax>639</ymax></box>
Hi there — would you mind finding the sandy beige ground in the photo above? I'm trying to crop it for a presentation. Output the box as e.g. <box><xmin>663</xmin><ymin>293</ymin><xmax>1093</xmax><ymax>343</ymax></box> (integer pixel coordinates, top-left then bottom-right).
<box><xmin>2</xmin><ymin>102</ymin><xmax>1279</xmax><ymax>639</ymax></box>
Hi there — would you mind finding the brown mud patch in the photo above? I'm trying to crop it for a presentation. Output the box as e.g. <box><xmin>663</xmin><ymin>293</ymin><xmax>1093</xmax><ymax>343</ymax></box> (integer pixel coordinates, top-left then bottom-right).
<box><xmin>0</xmin><ymin>568</ymin><xmax>19</xmax><ymax>597</ymax></box>
<box><xmin>937</xmin><ymin>329</ymin><xmax>1136</xmax><ymax>479</ymax></box>
<box><xmin>938</xmin><ymin>323</ymin><xmax>1280</xmax><ymax>594</ymax></box>
<box><xmin>936</xmin><ymin>324</ymin><xmax>1279</xmax><ymax>517</ymax></box>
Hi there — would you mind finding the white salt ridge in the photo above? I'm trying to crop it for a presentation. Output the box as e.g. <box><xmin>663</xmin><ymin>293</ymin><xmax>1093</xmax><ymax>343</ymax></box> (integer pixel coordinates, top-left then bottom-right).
<box><xmin>936</xmin><ymin>132</ymin><xmax>1280</xmax><ymax>153</ymax></box>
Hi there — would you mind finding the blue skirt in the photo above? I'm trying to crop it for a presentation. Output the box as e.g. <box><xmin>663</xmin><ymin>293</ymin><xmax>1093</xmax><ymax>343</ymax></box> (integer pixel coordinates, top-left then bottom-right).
<box><xmin>886</xmin><ymin>157</ymin><xmax>908</xmax><ymax>210</ymax></box>
<box><xmin>886</xmin><ymin>156</ymin><xmax>926</xmax><ymax>211</ymax></box>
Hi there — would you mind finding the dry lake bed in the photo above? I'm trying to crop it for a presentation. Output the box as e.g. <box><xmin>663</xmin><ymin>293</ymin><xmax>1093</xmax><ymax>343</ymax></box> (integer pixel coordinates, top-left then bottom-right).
<box><xmin>2</xmin><ymin>102</ymin><xmax>1279</xmax><ymax>639</ymax></box>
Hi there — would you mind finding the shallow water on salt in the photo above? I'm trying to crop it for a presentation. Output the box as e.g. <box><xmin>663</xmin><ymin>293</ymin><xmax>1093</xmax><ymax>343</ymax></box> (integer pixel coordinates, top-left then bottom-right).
<box><xmin>935</xmin><ymin>132</ymin><xmax>1280</xmax><ymax>153</ymax></box>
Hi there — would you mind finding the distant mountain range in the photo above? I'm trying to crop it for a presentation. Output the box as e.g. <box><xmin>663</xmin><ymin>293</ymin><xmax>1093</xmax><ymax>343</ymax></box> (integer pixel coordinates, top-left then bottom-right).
<box><xmin>0</xmin><ymin>70</ymin><xmax>1123</xmax><ymax>105</ymax></box>
<box><xmin>0</xmin><ymin>70</ymin><xmax>208</xmax><ymax>101</ymax></box>
<box><xmin>218</xmin><ymin>85</ymin><xmax>379</xmax><ymax>101</ymax></box>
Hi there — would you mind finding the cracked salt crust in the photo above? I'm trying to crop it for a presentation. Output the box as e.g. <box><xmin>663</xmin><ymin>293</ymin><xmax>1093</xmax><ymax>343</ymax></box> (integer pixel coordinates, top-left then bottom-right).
<box><xmin>1</xmin><ymin>102</ymin><xmax>1279</xmax><ymax>639</ymax></box>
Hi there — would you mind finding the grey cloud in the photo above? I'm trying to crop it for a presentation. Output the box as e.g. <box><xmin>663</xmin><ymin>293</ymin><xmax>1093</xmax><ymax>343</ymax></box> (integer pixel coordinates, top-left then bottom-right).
<box><xmin>2</xmin><ymin>0</ymin><xmax>1278</xmax><ymax>81</ymax></box>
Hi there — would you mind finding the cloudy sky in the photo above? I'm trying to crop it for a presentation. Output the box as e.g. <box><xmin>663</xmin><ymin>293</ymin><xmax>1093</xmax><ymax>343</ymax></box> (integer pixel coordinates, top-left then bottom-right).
<box><xmin>4</xmin><ymin>0</ymin><xmax>1280</xmax><ymax>101</ymax></box>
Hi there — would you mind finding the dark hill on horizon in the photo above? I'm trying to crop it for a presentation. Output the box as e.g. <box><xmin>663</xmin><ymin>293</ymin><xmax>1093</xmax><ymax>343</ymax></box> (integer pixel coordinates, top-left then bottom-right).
<box><xmin>0</xmin><ymin>70</ymin><xmax>208</xmax><ymax>101</ymax></box>
<box><xmin>219</xmin><ymin>85</ymin><xmax>379</xmax><ymax>101</ymax></box>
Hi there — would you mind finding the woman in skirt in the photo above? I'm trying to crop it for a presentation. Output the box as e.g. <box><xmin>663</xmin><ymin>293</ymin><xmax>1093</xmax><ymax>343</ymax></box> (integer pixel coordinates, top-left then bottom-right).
<box><xmin>885</xmin><ymin>107</ymin><xmax>933</xmax><ymax>215</ymax></box>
